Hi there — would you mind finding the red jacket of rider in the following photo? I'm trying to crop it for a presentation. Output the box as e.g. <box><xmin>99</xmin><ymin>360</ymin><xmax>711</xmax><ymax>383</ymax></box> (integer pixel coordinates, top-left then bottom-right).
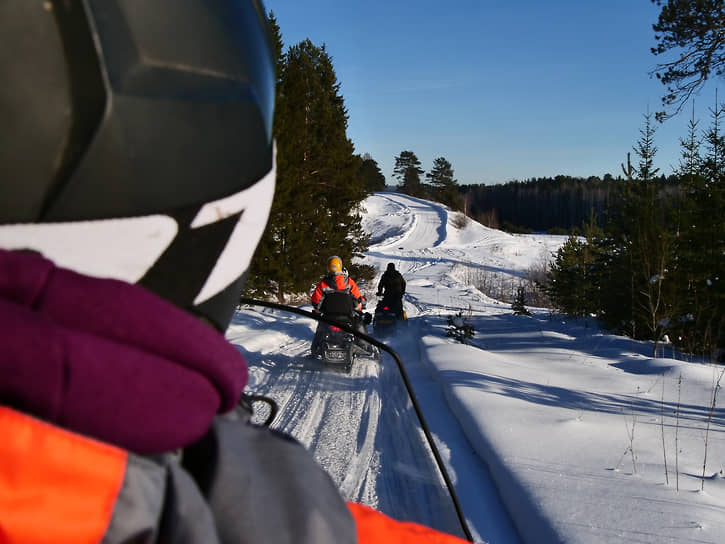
<box><xmin>311</xmin><ymin>272</ymin><xmax>363</xmax><ymax>311</ymax></box>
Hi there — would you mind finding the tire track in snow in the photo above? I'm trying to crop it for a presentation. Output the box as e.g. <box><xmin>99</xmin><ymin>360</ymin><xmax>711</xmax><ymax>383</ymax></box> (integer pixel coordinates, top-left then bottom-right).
<box><xmin>246</xmin><ymin>334</ymin><xmax>385</xmax><ymax>495</ymax></box>
<box><xmin>372</xmin><ymin>334</ymin><xmax>465</xmax><ymax>536</ymax></box>
<box><xmin>236</xmin><ymin>311</ymin><xmax>467</xmax><ymax>538</ymax></box>
<box><xmin>339</xmin><ymin>361</ymin><xmax>382</xmax><ymax>500</ymax></box>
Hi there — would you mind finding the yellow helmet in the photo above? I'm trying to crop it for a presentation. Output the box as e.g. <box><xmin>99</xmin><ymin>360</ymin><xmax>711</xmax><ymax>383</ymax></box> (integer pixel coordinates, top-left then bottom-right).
<box><xmin>327</xmin><ymin>256</ymin><xmax>343</xmax><ymax>274</ymax></box>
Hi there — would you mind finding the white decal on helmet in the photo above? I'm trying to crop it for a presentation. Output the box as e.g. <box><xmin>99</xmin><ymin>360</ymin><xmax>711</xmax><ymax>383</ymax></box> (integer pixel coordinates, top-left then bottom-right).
<box><xmin>0</xmin><ymin>216</ymin><xmax>178</xmax><ymax>282</ymax></box>
<box><xmin>191</xmin><ymin>152</ymin><xmax>276</xmax><ymax>305</ymax></box>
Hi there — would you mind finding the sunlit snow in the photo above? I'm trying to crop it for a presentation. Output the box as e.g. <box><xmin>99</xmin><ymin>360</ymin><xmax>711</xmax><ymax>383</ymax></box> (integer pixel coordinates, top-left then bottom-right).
<box><xmin>228</xmin><ymin>192</ymin><xmax>725</xmax><ymax>544</ymax></box>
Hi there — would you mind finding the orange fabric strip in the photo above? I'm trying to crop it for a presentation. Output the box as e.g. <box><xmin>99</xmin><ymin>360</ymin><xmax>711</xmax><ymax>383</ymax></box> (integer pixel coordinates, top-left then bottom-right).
<box><xmin>347</xmin><ymin>502</ymin><xmax>469</xmax><ymax>544</ymax></box>
<box><xmin>0</xmin><ymin>406</ymin><xmax>128</xmax><ymax>544</ymax></box>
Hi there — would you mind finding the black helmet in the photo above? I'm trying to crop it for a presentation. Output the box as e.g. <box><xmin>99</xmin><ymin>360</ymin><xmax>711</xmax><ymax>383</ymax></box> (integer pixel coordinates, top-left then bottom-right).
<box><xmin>387</xmin><ymin>263</ymin><xmax>396</xmax><ymax>272</ymax></box>
<box><xmin>0</xmin><ymin>0</ymin><xmax>276</xmax><ymax>330</ymax></box>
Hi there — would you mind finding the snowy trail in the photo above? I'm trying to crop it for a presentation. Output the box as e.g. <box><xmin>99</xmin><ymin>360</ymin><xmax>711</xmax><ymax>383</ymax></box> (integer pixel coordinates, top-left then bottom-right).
<box><xmin>227</xmin><ymin>193</ymin><xmax>526</xmax><ymax>543</ymax></box>
<box><xmin>228</xmin><ymin>192</ymin><xmax>725</xmax><ymax>543</ymax></box>
<box><xmin>228</xmin><ymin>310</ymin><xmax>467</xmax><ymax>539</ymax></box>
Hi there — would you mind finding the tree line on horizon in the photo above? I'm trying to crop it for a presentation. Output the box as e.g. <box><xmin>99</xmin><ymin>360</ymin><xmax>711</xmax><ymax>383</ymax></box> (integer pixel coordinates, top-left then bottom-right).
<box><xmin>458</xmin><ymin>173</ymin><xmax>680</xmax><ymax>234</ymax></box>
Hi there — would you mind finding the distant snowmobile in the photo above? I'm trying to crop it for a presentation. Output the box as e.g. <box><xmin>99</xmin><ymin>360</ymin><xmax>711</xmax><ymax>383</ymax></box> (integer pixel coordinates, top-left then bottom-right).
<box><xmin>372</xmin><ymin>296</ymin><xmax>408</xmax><ymax>336</ymax></box>
<box><xmin>310</xmin><ymin>292</ymin><xmax>375</xmax><ymax>371</ymax></box>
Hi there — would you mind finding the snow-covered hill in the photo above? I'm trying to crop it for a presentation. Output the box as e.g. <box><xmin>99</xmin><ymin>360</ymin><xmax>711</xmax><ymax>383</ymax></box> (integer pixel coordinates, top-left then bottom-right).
<box><xmin>229</xmin><ymin>192</ymin><xmax>725</xmax><ymax>543</ymax></box>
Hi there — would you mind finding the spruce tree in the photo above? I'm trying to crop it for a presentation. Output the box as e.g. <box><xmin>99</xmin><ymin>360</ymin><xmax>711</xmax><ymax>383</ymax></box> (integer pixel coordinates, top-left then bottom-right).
<box><xmin>282</xmin><ymin>40</ymin><xmax>367</xmax><ymax>292</ymax></box>
<box><xmin>700</xmin><ymin>99</ymin><xmax>725</xmax><ymax>355</ymax></box>
<box><xmin>511</xmin><ymin>286</ymin><xmax>531</xmax><ymax>316</ymax></box>
<box><xmin>674</xmin><ymin>98</ymin><xmax>725</xmax><ymax>356</ymax></box>
<box><xmin>604</xmin><ymin>113</ymin><xmax>674</xmax><ymax>354</ymax></box>
<box><xmin>546</xmin><ymin>234</ymin><xmax>598</xmax><ymax>319</ymax></box>
<box><xmin>244</xmin><ymin>11</ymin><xmax>288</xmax><ymax>298</ymax></box>
<box><xmin>267</xmin><ymin>12</ymin><xmax>284</xmax><ymax>81</ymax></box>
<box><xmin>669</xmin><ymin>104</ymin><xmax>706</xmax><ymax>354</ymax></box>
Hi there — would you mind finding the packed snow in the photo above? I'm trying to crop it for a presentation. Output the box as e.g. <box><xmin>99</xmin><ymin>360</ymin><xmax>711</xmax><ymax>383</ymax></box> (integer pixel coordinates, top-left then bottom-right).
<box><xmin>228</xmin><ymin>192</ymin><xmax>725</xmax><ymax>543</ymax></box>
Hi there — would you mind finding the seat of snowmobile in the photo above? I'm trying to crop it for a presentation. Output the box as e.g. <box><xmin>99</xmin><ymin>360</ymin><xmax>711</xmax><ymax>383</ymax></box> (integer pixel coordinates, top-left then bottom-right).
<box><xmin>320</xmin><ymin>292</ymin><xmax>356</xmax><ymax>323</ymax></box>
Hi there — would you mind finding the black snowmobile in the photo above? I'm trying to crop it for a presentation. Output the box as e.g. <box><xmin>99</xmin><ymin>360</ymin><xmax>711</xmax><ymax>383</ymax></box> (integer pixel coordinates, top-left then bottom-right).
<box><xmin>372</xmin><ymin>295</ymin><xmax>407</xmax><ymax>336</ymax></box>
<box><xmin>310</xmin><ymin>292</ymin><xmax>374</xmax><ymax>371</ymax></box>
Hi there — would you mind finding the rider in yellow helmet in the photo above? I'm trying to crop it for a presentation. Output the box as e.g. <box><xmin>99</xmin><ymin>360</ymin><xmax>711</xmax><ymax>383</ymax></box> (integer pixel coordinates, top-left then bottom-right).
<box><xmin>312</xmin><ymin>256</ymin><xmax>363</xmax><ymax>311</ymax></box>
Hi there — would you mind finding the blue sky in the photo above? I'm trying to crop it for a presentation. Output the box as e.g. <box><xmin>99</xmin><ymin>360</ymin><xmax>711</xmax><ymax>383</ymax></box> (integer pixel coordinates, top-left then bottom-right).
<box><xmin>266</xmin><ymin>0</ymin><xmax>722</xmax><ymax>186</ymax></box>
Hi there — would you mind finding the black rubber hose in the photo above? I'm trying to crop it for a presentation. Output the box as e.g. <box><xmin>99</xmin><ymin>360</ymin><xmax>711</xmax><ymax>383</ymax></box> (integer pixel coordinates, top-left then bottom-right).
<box><xmin>238</xmin><ymin>297</ymin><xmax>474</xmax><ymax>542</ymax></box>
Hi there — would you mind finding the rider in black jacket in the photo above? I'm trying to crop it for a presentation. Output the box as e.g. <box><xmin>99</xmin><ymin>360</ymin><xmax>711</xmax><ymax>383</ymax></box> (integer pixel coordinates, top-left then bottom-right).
<box><xmin>376</xmin><ymin>263</ymin><xmax>406</xmax><ymax>318</ymax></box>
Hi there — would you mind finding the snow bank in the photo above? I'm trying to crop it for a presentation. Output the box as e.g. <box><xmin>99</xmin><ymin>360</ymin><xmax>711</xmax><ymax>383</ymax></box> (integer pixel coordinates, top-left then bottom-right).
<box><xmin>418</xmin><ymin>313</ymin><xmax>725</xmax><ymax>543</ymax></box>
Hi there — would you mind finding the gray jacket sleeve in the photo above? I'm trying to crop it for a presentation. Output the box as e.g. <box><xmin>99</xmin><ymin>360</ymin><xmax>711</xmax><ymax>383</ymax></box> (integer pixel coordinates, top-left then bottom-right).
<box><xmin>104</xmin><ymin>406</ymin><xmax>357</xmax><ymax>544</ymax></box>
<box><xmin>183</xmin><ymin>408</ymin><xmax>358</xmax><ymax>544</ymax></box>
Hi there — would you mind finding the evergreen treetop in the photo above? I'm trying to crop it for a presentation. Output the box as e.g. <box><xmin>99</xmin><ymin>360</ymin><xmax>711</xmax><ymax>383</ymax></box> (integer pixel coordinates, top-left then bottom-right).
<box><xmin>245</xmin><ymin>18</ymin><xmax>369</xmax><ymax>302</ymax></box>
<box><xmin>393</xmin><ymin>150</ymin><xmax>425</xmax><ymax>197</ymax></box>
<box><xmin>426</xmin><ymin>156</ymin><xmax>461</xmax><ymax>210</ymax></box>
<box><xmin>360</xmin><ymin>154</ymin><xmax>387</xmax><ymax>192</ymax></box>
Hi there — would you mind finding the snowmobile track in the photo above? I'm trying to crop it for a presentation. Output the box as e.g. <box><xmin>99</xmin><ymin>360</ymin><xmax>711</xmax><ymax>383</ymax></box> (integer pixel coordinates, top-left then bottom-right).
<box><xmin>237</xmin><ymin>299</ymin><xmax>473</xmax><ymax>541</ymax></box>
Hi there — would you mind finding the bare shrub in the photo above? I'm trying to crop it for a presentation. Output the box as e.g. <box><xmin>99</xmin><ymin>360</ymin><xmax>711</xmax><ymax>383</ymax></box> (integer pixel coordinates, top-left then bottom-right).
<box><xmin>451</xmin><ymin>212</ymin><xmax>470</xmax><ymax>229</ymax></box>
<box><xmin>453</xmin><ymin>259</ymin><xmax>553</xmax><ymax>309</ymax></box>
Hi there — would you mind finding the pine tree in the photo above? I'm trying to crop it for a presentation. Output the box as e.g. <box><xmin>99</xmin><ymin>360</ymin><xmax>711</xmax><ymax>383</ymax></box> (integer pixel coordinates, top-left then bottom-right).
<box><xmin>426</xmin><ymin>157</ymin><xmax>461</xmax><ymax>209</ymax></box>
<box><xmin>651</xmin><ymin>0</ymin><xmax>725</xmax><ymax>119</ymax></box>
<box><xmin>393</xmin><ymin>151</ymin><xmax>424</xmax><ymax>197</ymax></box>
